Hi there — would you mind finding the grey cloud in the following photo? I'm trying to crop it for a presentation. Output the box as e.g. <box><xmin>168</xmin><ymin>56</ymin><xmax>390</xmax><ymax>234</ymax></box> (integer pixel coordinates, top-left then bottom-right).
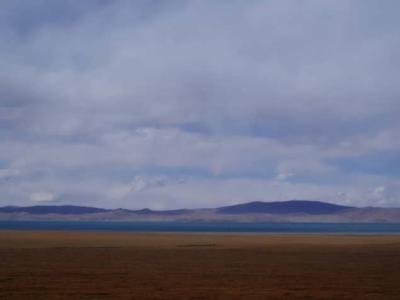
<box><xmin>0</xmin><ymin>1</ymin><xmax>400</xmax><ymax>208</ymax></box>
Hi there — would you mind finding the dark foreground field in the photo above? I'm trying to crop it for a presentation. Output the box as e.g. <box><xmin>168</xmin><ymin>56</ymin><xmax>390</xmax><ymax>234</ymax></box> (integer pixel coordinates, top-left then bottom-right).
<box><xmin>1</xmin><ymin>231</ymin><xmax>400</xmax><ymax>299</ymax></box>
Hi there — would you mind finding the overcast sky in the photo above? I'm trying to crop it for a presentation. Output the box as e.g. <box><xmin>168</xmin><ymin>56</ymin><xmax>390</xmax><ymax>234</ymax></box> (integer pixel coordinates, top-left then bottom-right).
<box><xmin>1</xmin><ymin>0</ymin><xmax>399</xmax><ymax>209</ymax></box>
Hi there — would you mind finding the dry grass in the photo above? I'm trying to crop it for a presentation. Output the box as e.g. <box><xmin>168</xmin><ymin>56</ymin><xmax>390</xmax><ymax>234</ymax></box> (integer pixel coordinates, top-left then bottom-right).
<box><xmin>1</xmin><ymin>230</ymin><xmax>400</xmax><ymax>299</ymax></box>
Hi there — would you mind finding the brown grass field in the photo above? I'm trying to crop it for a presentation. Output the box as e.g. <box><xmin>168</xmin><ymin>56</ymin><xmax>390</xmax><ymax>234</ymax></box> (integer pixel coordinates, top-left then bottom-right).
<box><xmin>1</xmin><ymin>231</ymin><xmax>400</xmax><ymax>299</ymax></box>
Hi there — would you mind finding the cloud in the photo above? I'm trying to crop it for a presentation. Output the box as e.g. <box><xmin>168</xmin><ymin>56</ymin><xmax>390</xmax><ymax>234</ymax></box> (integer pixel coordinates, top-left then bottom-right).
<box><xmin>276</xmin><ymin>172</ymin><xmax>294</xmax><ymax>182</ymax></box>
<box><xmin>0</xmin><ymin>168</ymin><xmax>20</xmax><ymax>179</ymax></box>
<box><xmin>0</xmin><ymin>1</ymin><xmax>399</xmax><ymax>208</ymax></box>
<box><xmin>30</xmin><ymin>192</ymin><xmax>55</xmax><ymax>203</ymax></box>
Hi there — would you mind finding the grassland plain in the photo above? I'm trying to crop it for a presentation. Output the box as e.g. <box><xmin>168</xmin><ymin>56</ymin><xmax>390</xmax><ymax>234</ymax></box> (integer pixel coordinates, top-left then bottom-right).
<box><xmin>1</xmin><ymin>231</ymin><xmax>400</xmax><ymax>299</ymax></box>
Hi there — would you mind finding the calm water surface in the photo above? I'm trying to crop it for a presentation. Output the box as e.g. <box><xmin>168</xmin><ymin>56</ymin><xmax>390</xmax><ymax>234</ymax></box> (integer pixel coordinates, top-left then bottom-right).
<box><xmin>1</xmin><ymin>221</ymin><xmax>400</xmax><ymax>234</ymax></box>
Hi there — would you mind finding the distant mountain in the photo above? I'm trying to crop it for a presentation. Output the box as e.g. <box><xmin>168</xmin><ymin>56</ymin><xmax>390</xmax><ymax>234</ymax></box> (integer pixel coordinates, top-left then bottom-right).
<box><xmin>0</xmin><ymin>205</ymin><xmax>190</xmax><ymax>216</ymax></box>
<box><xmin>133</xmin><ymin>208</ymin><xmax>191</xmax><ymax>216</ymax></box>
<box><xmin>0</xmin><ymin>205</ymin><xmax>109</xmax><ymax>215</ymax></box>
<box><xmin>1</xmin><ymin>200</ymin><xmax>400</xmax><ymax>223</ymax></box>
<box><xmin>217</xmin><ymin>200</ymin><xmax>353</xmax><ymax>215</ymax></box>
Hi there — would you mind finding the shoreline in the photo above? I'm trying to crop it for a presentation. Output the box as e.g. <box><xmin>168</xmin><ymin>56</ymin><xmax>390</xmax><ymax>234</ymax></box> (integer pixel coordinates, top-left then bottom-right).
<box><xmin>1</xmin><ymin>220</ymin><xmax>400</xmax><ymax>236</ymax></box>
<box><xmin>1</xmin><ymin>228</ymin><xmax>400</xmax><ymax>236</ymax></box>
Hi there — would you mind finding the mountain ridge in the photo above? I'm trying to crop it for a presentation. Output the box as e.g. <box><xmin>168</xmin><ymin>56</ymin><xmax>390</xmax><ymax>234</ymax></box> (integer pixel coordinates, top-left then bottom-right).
<box><xmin>217</xmin><ymin>200</ymin><xmax>353</xmax><ymax>215</ymax></box>
<box><xmin>0</xmin><ymin>200</ymin><xmax>352</xmax><ymax>215</ymax></box>
<box><xmin>1</xmin><ymin>200</ymin><xmax>399</xmax><ymax>223</ymax></box>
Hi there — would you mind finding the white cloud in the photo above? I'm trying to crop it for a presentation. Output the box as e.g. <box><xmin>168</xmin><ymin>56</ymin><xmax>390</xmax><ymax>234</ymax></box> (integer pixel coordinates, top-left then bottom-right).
<box><xmin>0</xmin><ymin>169</ymin><xmax>20</xmax><ymax>179</ymax></box>
<box><xmin>30</xmin><ymin>192</ymin><xmax>55</xmax><ymax>203</ymax></box>
<box><xmin>276</xmin><ymin>172</ymin><xmax>294</xmax><ymax>181</ymax></box>
<box><xmin>0</xmin><ymin>1</ymin><xmax>399</xmax><ymax>208</ymax></box>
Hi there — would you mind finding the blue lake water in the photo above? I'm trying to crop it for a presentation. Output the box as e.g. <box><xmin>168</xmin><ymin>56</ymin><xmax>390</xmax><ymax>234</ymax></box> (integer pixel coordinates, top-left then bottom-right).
<box><xmin>1</xmin><ymin>221</ymin><xmax>400</xmax><ymax>234</ymax></box>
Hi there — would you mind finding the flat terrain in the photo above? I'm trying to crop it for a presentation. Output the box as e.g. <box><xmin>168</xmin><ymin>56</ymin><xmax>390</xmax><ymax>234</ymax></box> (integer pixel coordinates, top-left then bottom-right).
<box><xmin>1</xmin><ymin>231</ymin><xmax>400</xmax><ymax>299</ymax></box>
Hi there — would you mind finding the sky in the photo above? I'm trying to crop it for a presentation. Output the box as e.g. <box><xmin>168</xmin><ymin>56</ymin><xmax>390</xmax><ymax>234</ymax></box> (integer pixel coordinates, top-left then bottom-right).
<box><xmin>0</xmin><ymin>0</ymin><xmax>399</xmax><ymax>209</ymax></box>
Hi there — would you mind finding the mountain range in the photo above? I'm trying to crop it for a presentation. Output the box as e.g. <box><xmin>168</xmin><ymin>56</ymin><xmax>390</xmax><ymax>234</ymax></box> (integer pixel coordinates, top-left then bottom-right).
<box><xmin>1</xmin><ymin>200</ymin><xmax>400</xmax><ymax>222</ymax></box>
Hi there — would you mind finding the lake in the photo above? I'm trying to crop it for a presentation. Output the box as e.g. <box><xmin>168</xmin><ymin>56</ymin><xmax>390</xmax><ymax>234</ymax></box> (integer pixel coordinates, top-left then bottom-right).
<box><xmin>1</xmin><ymin>221</ymin><xmax>400</xmax><ymax>234</ymax></box>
